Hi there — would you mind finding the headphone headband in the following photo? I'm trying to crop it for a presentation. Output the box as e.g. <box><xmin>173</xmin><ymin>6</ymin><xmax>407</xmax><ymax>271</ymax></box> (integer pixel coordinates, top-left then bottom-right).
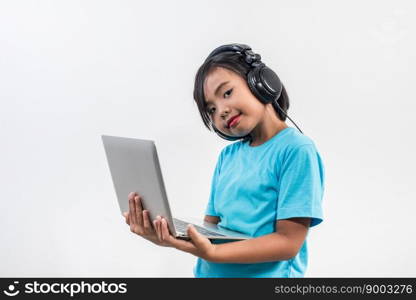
<box><xmin>205</xmin><ymin>43</ymin><xmax>262</xmax><ymax>66</ymax></box>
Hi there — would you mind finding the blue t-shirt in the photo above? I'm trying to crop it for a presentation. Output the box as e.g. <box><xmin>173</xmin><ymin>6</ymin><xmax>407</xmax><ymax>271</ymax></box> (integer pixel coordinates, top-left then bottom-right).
<box><xmin>193</xmin><ymin>127</ymin><xmax>325</xmax><ymax>278</ymax></box>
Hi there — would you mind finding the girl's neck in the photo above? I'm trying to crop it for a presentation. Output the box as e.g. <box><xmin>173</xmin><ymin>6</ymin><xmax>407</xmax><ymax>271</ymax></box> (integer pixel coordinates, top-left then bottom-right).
<box><xmin>249</xmin><ymin>107</ymin><xmax>288</xmax><ymax>146</ymax></box>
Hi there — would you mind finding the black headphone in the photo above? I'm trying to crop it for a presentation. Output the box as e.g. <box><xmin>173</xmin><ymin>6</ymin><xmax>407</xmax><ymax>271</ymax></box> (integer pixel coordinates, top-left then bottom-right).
<box><xmin>205</xmin><ymin>43</ymin><xmax>303</xmax><ymax>141</ymax></box>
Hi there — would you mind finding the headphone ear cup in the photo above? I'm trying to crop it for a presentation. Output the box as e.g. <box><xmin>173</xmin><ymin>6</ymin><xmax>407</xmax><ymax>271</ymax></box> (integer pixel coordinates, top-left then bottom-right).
<box><xmin>247</xmin><ymin>68</ymin><xmax>268</xmax><ymax>104</ymax></box>
<box><xmin>247</xmin><ymin>66</ymin><xmax>283</xmax><ymax>104</ymax></box>
<box><xmin>261</xmin><ymin>66</ymin><xmax>283</xmax><ymax>100</ymax></box>
<box><xmin>211</xmin><ymin>123</ymin><xmax>249</xmax><ymax>141</ymax></box>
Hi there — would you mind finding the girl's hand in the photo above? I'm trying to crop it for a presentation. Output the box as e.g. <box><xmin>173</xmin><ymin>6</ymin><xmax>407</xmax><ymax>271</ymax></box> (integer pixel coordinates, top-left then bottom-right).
<box><xmin>123</xmin><ymin>192</ymin><xmax>170</xmax><ymax>247</ymax></box>
<box><xmin>153</xmin><ymin>216</ymin><xmax>217</xmax><ymax>261</ymax></box>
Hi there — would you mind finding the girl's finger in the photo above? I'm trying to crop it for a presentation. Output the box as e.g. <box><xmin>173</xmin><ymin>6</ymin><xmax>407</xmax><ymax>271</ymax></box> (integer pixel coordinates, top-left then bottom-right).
<box><xmin>123</xmin><ymin>212</ymin><xmax>130</xmax><ymax>225</ymax></box>
<box><xmin>128</xmin><ymin>196</ymin><xmax>137</xmax><ymax>227</ymax></box>
<box><xmin>143</xmin><ymin>210</ymin><xmax>152</xmax><ymax>232</ymax></box>
<box><xmin>153</xmin><ymin>220</ymin><xmax>158</xmax><ymax>236</ymax></box>
<box><xmin>162</xmin><ymin>218</ymin><xmax>173</xmax><ymax>242</ymax></box>
<box><xmin>160</xmin><ymin>220</ymin><xmax>193</xmax><ymax>252</ymax></box>
<box><xmin>134</xmin><ymin>196</ymin><xmax>144</xmax><ymax>228</ymax></box>
<box><xmin>153</xmin><ymin>219</ymin><xmax>159</xmax><ymax>240</ymax></box>
<box><xmin>161</xmin><ymin>218</ymin><xmax>167</xmax><ymax>240</ymax></box>
<box><xmin>157</xmin><ymin>217</ymin><xmax>162</xmax><ymax>241</ymax></box>
<box><xmin>161</xmin><ymin>218</ymin><xmax>182</xmax><ymax>248</ymax></box>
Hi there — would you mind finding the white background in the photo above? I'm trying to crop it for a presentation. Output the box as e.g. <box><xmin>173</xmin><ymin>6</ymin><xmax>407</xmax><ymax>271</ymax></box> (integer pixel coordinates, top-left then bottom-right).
<box><xmin>1</xmin><ymin>0</ymin><xmax>415</xmax><ymax>277</ymax></box>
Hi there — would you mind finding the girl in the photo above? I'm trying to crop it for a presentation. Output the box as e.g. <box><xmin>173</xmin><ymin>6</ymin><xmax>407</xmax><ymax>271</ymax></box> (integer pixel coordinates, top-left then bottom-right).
<box><xmin>123</xmin><ymin>43</ymin><xmax>325</xmax><ymax>278</ymax></box>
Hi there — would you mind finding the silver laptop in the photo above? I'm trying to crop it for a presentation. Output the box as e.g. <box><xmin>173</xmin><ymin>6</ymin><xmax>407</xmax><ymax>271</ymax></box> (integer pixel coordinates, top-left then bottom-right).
<box><xmin>101</xmin><ymin>135</ymin><xmax>252</xmax><ymax>241</ymax></box>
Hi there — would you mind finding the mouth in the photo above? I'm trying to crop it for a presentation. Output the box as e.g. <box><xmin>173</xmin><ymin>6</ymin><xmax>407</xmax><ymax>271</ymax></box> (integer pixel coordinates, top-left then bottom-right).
<box><xmin>227</xmin><ymin>113</ymin><xmax>242</xmax><ymax>129</ymax></box>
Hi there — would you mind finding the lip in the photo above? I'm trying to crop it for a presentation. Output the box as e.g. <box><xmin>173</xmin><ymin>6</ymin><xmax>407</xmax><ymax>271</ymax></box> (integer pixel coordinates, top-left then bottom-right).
<box><xmin>227</xmin><ymin>113</ymin><xmax>242</xmax><ymax>128</ymax></box>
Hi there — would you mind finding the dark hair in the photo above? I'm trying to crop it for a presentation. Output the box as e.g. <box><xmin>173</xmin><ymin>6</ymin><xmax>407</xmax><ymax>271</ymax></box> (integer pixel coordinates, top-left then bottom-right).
<box><xmin>193</xmin><ymin>51</ymin><xmax>290</xmax><ymax>140</ymax></box>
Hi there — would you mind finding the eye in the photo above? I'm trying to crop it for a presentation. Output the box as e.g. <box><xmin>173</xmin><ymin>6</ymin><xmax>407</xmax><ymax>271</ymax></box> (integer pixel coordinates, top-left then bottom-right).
<box><xmin>207</xmin><ymin>88</ymin><xmax>232</xmax><ymax>115</ymax></box>
<box><xmin>223</xmin><ymin>88</ymin><xmax>233</xmax><ymax>98</ymax></box>
<box><xmin>207</xmin><ymin>107</ymin><xmax>215</xmax><ymax>115</ymax></box>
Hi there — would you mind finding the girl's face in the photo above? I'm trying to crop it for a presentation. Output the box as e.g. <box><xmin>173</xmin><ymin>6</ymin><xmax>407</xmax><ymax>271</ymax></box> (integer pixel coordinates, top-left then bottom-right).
<box><xmin>203</xmin><ymin>66</ymin><xmax>272</xmax><ymax>139</ymax></box>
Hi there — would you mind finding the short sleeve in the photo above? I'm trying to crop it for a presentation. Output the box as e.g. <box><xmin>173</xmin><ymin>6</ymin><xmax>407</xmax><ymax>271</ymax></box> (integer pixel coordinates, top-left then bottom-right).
<box><xmin>204</xmin><ymin>151</ymin><xmax>223</xmax><ymax>217</ymax></box>
<box><xmin>276</xmin><ymin>144</ymin><xmax>325</xmax><ymax>227</ymax></box>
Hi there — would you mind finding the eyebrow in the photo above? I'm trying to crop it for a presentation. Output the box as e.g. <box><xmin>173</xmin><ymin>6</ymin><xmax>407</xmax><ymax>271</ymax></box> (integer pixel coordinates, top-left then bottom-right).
<box><xmin>205</xmin><ymin>81</ymin><xmax>229</xmax><ymax>105</ymax></box>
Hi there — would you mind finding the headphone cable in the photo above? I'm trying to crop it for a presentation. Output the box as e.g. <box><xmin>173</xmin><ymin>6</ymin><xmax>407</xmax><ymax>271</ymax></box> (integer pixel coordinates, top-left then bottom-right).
<box><xmin>274</xmin><ymin>100</ymin><xmax>304</xmax><ymax>134</ymax></box>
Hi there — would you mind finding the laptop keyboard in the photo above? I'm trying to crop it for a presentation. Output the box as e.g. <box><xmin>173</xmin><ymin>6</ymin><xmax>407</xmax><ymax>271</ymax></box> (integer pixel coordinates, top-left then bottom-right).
<box><xmin>173</xmin><ymin>218</ymin><xmax>225</xmax><ymax>237</ymax></box>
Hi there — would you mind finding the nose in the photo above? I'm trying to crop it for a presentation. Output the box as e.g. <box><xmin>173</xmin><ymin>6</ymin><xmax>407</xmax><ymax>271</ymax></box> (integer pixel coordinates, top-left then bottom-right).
<box><xmin>220</xmin><ymin>106</ymin><xmax>230</xmax><ymax>120</ymax></box>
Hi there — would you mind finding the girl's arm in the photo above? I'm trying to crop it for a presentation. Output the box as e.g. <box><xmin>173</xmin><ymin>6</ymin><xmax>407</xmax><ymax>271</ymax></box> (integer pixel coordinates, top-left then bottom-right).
<box><xmin>210</xmin><ymin>218</ymin><xmax>310</xmax><ymax>263</ymax></box>
<box><xmin>153</xmin><ymin>216</ymin><xmax>310</xmax><ymax>263</ymax></box>
<box><xmin>204</xmin><ymin>215</ymin><xmax>220</xmax><ymax>224</ymax></box>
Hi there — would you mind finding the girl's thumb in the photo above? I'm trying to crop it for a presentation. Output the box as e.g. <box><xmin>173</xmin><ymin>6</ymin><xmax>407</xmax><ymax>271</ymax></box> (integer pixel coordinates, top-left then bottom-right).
<box><xmin>187</xmin><ymin>225</ymin><xmax>202</xmax><ymax>243</ymax></box>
